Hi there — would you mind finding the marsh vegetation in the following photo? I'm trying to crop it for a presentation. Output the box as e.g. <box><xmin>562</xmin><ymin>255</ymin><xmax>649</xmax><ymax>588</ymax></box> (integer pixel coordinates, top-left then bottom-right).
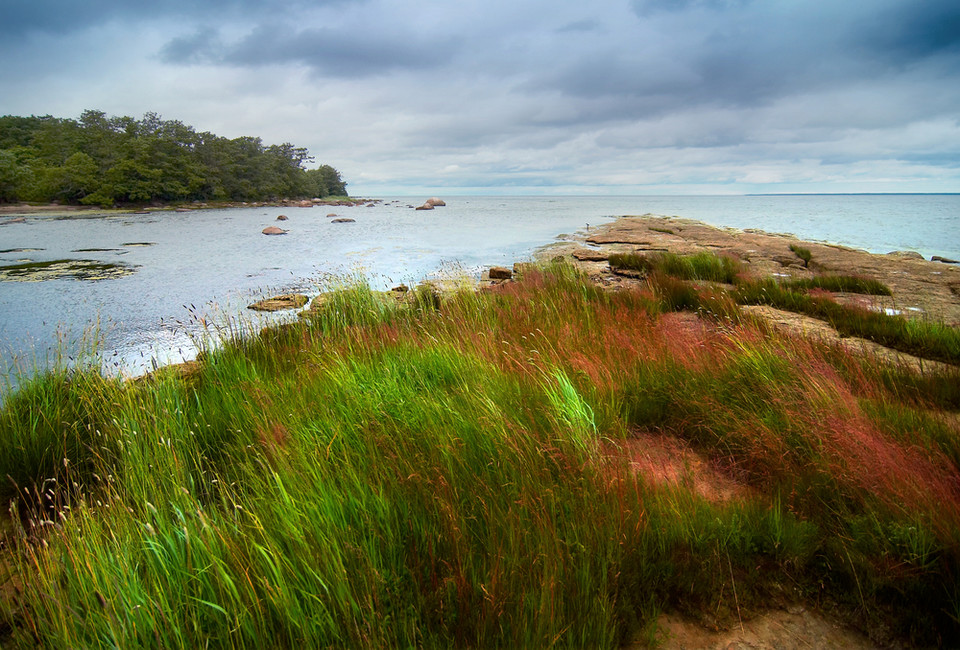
<box><xmin>0</xmin><ymin>256</ymin><xmax>958</xmax><ymax>647</ymax></box>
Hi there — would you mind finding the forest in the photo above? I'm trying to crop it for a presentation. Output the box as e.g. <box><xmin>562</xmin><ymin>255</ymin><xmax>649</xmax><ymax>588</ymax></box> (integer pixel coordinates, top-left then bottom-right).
<box><xmin>0</xmin><ymin>110</ymin><xmax>347</xmax><ymax>206</ymax></box>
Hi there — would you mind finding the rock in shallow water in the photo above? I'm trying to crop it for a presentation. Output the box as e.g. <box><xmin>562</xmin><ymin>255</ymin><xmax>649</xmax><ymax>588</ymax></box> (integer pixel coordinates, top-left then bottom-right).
<box><xmin>262</xmin><ymin>226</ymin><xmax>288</xmax><ymax>235</ymax></box>
<box><xmin>247</xmin><ymin>294</ymin><xmax>309</xmax><ymax>312</ymax></box>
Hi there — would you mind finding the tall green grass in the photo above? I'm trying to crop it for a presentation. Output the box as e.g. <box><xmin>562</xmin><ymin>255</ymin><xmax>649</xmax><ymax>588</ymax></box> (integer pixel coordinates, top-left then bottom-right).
<box><xmin>736</xmin><ymin>279</ymin><xmax>960</xmax><ymax>364</ymax></box>
<box><xmin>609</xmin><ymin>251</ymin><xmax>743</xmax><ymax>284</ymax></box>
<box><xmin>780</xmin><ymin>274</ymin><xmax>892</xmax><ymax>296</ymax></box>
<box><xmin>2</xmin><ymin>264</ymin><xmax>959</xmax><ymax>647</ymax></box>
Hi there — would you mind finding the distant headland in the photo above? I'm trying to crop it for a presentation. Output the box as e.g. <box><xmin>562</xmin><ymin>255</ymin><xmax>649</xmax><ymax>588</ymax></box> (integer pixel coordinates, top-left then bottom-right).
<box><xmin>0</xmin><ymin>110</ymin><xmax>348</xmax><ymax>208</ymax></box>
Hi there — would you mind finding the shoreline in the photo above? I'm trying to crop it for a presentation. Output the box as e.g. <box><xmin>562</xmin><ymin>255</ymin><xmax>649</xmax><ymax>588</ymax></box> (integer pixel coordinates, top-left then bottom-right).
<box><xmin>0</xmin><ymin>197</ymin><xmax>370</xmax><ymax>219</ymax></box>
<box><xmin>553</xmin><ymin>213</ymin><xmax>960</xmax><ymax>324</ymax></box>
<box><xmin>3</xmin><ymin>210</ymin><xmax>959</xmax><ymax>384</ymax></box>
<box><xmin>3</xmin><ymin>213</ymin><xmax>960</xmax><ymax>647</ymax></box>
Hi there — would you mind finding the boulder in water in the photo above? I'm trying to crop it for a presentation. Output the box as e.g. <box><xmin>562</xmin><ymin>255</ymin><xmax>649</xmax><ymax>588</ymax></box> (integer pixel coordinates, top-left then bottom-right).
<box><xmin>247</xmin><ymin>294</ymin><xmax>308</xmax><ymax>312</ymax></box>
<box><xmin>262</xmin><ymin>226</ymin><xmax>288</xmax><ymax>235</ymax></box>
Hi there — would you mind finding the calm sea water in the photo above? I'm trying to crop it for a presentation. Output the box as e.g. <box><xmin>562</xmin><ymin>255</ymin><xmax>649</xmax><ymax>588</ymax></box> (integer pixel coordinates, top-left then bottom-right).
<box><xmin>1</xmin><ymin>194</ymin><xmax>957</xmax><ymax>383</ymax></box>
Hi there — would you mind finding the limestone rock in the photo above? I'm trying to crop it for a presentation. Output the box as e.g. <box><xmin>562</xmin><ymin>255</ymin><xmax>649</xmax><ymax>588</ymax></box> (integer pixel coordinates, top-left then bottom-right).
<box><xmin>887</xmin><ymin>250</ymin><xmax>924</xmax><ymax>260</ymax></box>
<box><xmin>247</xmin><ymin>294</ymin><xmax>309</xmax><ymax>312</ymax></box>
<box><xmin>572</xmin><ymin>248</ymin><xmax>609</xmax><ymax>262</ymax></box>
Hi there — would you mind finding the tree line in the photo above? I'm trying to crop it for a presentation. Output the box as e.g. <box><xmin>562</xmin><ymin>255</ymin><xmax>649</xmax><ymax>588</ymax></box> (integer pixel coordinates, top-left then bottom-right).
<box><xmin>0</xmin><ymin>110</ymin><xmax>347</xmax><ymax>206</ymax></box>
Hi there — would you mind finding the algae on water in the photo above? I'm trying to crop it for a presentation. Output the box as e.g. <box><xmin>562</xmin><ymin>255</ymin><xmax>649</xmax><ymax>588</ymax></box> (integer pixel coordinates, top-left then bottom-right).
<box><xmin>0</xmin><ymin>259</ymin><xmax>138</xmax><ymax>282</ymax></box>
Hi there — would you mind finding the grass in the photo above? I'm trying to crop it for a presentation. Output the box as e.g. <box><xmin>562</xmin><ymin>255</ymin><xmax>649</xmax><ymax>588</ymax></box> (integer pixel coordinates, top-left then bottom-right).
<box><xmin>1</xmin><ymin>261</ymin><xmax>959</xmax><ymax>647</ymax></box>
<box><xmin>789</xmin><ymin>244</ymin><xmax>813</xmax><ymax>268</ymax></box>
<box><xmin>735</xmin><ymin>279</ymin><xmax>960</xmax><ymax>364</ymax></box>
<box><xmin>780</xmin><ymin>274</ymin><xmax>892</xmax><ymax>296</ymax></box>
<box><xmin>609</xmin><ymin>251</ymin><xmax>743</xmax><ymax>284</ymax></box>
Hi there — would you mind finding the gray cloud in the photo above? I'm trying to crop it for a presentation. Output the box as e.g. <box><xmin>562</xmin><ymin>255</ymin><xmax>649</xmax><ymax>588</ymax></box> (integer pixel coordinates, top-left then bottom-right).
<box><xmin>631</xmin><ymin>0</ymin><xmax>753</xmax><ymax>17</ymax></box>
<box><xmin>0</xmin><ymin>0</ymin><xmax>355</xmax><ymax>37</ymax></box>
<box><xmin>224</xmin><ymin>25</ymin><xmax>457</xmax><ymax>77</ymax></box>
<box><xmin>2</xmin><ymin>0</ymin><xmax>959</xmax><ymax>194</ymax></box>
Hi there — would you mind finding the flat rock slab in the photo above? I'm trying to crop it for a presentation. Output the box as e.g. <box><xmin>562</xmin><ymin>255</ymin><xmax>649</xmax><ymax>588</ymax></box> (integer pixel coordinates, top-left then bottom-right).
<box><xmin>571</xmin><ymin>248</ymin><xmax>609</xmax><ymax>262</ymax></box>
<box><xmin>585</xmin><ymin>215</ymin><xmax>960</xmax><ymax>326</ymax></box>
<box><xmin>247</xmin><ymin>294</ymin><xmax>308</xmax><ymax>312</ymax></box>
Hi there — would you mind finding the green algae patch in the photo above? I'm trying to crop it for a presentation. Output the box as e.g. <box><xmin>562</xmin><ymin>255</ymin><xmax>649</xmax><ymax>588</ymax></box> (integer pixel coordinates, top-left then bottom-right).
<box><xmin>0</xmin><ymin>259</ymin><xmax>139</xmax><ymax>282</ymax></box>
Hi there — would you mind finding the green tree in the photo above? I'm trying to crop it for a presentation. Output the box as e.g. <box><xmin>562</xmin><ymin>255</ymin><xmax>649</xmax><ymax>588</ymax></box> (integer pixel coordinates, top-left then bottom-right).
<box><xmin>52</xmin><ymin>152</ymin><xmax>100</xmax><ymax>202</ymax></box>
<box><xmin>0</xmin><ymin>149</ymin><xmax>29</xmax><ymax>202</ymax></box>
<box><xmin>0</xmin><ymin>109</ymin><xmax>348</xmax><ymax>205</ymax></box>
<box><xmin>305</xmin><ymin>164</ymin><xmax>347</xmax><ymax>197</ymax></box>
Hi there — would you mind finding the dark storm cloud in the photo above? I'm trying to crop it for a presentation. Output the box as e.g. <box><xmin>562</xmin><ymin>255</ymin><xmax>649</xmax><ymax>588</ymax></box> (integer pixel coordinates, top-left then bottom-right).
<box><xmin>0</xmin><ymin>0</ymin><xmax>356</xmax><ymax>37</ymax></box>
<box><xmin>537</xmin><ymin>0</ymin><xmax>960</xmax><ymax>120</ymax></box>
<box><xmin>631</xmin><ymin>0</ymin><xmax>753</xmax><ymax>17</ymax></box>
<box><xmin>162</xmin><ymin>23</ymin><xmax>456</xmax><ymax>77</ymax></box>
<box><xmin>858</xmin><ymin>0</ymin><xmax>960</xmax><ymax>61</ymax></box>
<box><xmin>161</xmin><ymin>28</ymin><xmax>224</xmax><ymax>65</ymax></box>
<box><xmin>3</xmin><ymin>0</ymin><xmax>959</xmax><ymax>193</ymax></box>
<box><xmin>556</xmin><ymin>20</ymin><xmax>600</xmax><ymax>33</ymax></box>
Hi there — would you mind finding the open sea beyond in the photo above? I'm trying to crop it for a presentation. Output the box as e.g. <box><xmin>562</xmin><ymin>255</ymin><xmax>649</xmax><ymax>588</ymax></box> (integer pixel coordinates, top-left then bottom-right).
<box><xmin>1</xmin><ymin>194</ymin><xmax>957</xmax><ymax>385</ymax></box>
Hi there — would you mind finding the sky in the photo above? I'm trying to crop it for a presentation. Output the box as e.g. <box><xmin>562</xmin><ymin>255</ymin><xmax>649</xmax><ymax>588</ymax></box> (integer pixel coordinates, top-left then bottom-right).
<box><xmin>2</xmin><ymin>0</ymin><xmax>959</xmax><ymax>196</ymax></box>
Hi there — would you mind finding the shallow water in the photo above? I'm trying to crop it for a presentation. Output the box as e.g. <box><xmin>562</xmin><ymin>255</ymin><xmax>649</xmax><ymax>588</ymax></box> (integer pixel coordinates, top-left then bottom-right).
<box><xmin>1</xmin><ymin>194</ymin><xmax>957</xmax><ymax>383</ymax></box>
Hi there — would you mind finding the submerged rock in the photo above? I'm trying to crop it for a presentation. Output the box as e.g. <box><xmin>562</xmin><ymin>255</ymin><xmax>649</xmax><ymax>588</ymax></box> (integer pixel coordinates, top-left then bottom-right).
<box><xmin>262</xmin><ymin>226</ymin><xmax>288</xmax><ymax>235</ymax></box>
<box><xmin>331</xmin><ymin>218</ymin><xmax>355</xmax><ymax>223</ymax></box>
<box><xmin>247</xmin><ymin>294</ymin><xmax>309</xmax><ymax>312</ymax></box>
<box><xmin>276</xmin><ymin>214</ymin><xmax>288</xmax><ymax>221</ymax></box>
<box><xmin>0</xmin><ymin>259</ymin><xmax>138</xmax><ymax>282</ymax></box>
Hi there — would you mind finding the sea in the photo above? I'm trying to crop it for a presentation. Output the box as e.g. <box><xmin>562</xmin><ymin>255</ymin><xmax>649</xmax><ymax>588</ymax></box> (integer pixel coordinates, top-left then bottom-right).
<box><xmin>1</xmin><ymin>194</ymin><xmax>958</xmax><ymax>387</ymax></box>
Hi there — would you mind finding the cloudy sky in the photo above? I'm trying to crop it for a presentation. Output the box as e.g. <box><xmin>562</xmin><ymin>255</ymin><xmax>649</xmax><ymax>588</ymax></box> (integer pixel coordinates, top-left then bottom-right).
<box><xmin>2</xmin><ymin>0</ymin><xmax>959</xmax><ymax>195</ymax></box>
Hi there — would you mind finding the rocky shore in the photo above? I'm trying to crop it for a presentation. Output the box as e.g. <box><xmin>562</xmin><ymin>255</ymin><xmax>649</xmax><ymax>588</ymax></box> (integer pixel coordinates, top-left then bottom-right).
<box><xmin>538</xmin><ymin>214</ymin><xmax>960</xmax><ymax>374</ymax></box>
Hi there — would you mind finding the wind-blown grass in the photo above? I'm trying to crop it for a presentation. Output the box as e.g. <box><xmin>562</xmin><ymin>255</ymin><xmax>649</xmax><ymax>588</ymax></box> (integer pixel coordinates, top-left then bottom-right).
<box><xmin>735</xmin><ymin>279</ymin><xmax>960</xmax><ymax>364</ymax></box>
<box><xmin>1</xmin><ymin>262</ymin><xmax>959</xmax><ymax>647</ymax></box>
<box><xmin>609</xmin><ymin>251</ymin><xmax>743</xmax><ymax>284</ymax></box>
<box><xmin>780</xmin><ymin>274</ymin><xmax>892</xmax><ymax>296</ymax></box>
<box><xmin>789</xmin><ymin>244</ymin><xmax>812</xmax><ymax>268</ymax></box>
